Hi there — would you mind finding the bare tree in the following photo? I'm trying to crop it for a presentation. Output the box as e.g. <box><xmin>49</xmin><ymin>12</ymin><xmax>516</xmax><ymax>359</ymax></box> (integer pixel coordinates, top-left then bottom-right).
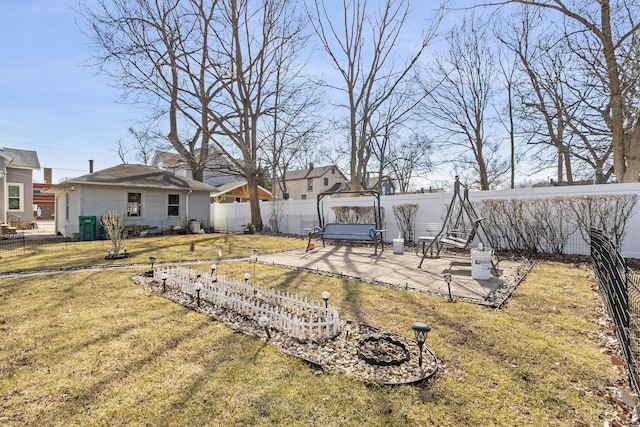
<box><xmin>498</xmin><ymin>0</ymin><xmax>640</xmax><ymax>183</ymax></box>
<box><xmin>82</xmin><ymin>0</ymin><xmax>215</xmax><ymax>181</ymax></box>
<box><xmin>306</xmin><ymin>0</ymin><xmax>442</xmax><ymax>191</ymax></box>
<box><xmin>127</xmin><ymin>127</ymin><xmax>156</xmax><ymax>165</ymax></box>
<box><xmin>492</xmin><ymin>18</ymin><xmax>524</xmax><ymax>189</ymax></box>
<box><xmin>202</xmin><ymin>0</ymin><xmax>309</xmax><ymax>230</ymax></box>
<box><xmin>420</xmin><ymin>15</ymin><xmax>507</xmax><ymax>190</ymax></box>
<box><xmin>83</xmin><ymin>0</ymin><xmax>311</xmax><ymax>230</ymax></box>
<box><xmin>493</xmin><ymin>4</ymin><xmax>621</xmax><ymax>184</ymax></box>
<box><xmin>386</xmin><ymin>134</ymin><xmax>433</xmax><ymax>193</ymax></box>
<box><xmin>259</xmin><ymin>38</ymin><xmax>324</xmax><ymax>198</ymax></box>
<box><xmin>116</xmin><ymin>139</ymin><xmax>130</xmax><ymax>164</ymax></box>
<box><xmin>116</xmin><ymin>127</ymin><xmax>157</xmax><ymax>165</ymax></box>
<box><xmin>101</xmin><ymin>212</ymin><xmax>125</xmax><ymax>257</ymax></box>
<box><xmin>499</xmin><ymin>8</ymin><xmax>577</xmax><ymax>183</ymax></box>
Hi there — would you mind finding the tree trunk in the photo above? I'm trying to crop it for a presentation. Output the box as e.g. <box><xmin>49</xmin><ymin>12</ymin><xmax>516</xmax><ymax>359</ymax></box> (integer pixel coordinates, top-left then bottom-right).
<box><xmin>600</xmin><ymin>1</ymin><xmax>629</xmax><ymax>182</ymax></box>
<box><xmin>246</xmin><ymin>171</ymin><xmax>263</xmax><ymax>231</ymax></box>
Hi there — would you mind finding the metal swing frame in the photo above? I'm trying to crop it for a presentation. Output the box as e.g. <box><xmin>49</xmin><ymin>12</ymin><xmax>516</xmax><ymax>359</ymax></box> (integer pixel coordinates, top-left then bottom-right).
<box><xmin>417</xmin><ymin>177</ymin><xmax>498</xmax><ymax>275</ymax></box>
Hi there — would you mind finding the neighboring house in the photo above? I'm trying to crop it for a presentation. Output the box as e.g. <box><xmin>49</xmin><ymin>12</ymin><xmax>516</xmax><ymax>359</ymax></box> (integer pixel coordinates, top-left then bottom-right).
<box><xmin>279</xmin><ymin>164</ymin><xmax>347</xmax><ymax>200</ymax></box>
<box><xmin>153</xmin><ymin>149</ymin><xmax>272</xmax><ymax>203</ymax></box>
<box><xmin>47</xmin><ymin>164</ymin><xmax>218</xmax><ymax>239</ymax></box>
<box><xmin>0</xmin><ymin>147</ymin><xmax>41</xmax><ymax>233</ymax></box>
<box><xmin>364</xmin><ymin>174</ymin><xmax>395</xmax><ymax>195</ymax></box>
<box><xmin>211</xmin><ymin>181</ymin><xmax>272</xmax><ymax>203</ymax></box>
<box><xmin>33</xmin><ymin>167</ymin><xmax>55</xmax><ymax>220</ymax></box>
<box><xmin>151</xmin><ymin>148</ymin><xmax>244</xmax><ymax>188</ymax></box>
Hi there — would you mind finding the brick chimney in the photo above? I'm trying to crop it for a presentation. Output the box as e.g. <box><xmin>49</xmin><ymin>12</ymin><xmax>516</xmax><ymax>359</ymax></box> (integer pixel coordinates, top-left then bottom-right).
<box><xmin>44</xmin><ymin>167</ymin><xmax>52</xmax><ymax>184</ymax></box>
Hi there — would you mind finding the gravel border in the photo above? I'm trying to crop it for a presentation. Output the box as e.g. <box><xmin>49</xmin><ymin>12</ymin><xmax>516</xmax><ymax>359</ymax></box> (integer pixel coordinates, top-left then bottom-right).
<box><xmin>134</xmin><ymin>273</ymin><xmax>438</xmax><ymax>386</ymax></box>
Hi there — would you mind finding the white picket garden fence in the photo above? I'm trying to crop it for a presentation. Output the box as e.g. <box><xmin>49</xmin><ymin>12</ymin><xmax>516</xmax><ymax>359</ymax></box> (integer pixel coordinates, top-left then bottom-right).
<box><xmin>154</xmin><ymin>266</ymin><xmax>341</xmax><ymax>343</ymax></box>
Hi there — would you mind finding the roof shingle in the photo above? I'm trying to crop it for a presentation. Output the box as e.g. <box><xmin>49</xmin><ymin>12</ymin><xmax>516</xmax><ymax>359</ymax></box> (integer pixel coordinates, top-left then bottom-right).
<box><xmin>0</xmin><ymin>147</ymin><xmax>41</xmax><ymax>170</ymax></box>
<box><xmin>50</xmin><ymin>164</ymin><xmax>218</xmax><ymax>192</ymax></box>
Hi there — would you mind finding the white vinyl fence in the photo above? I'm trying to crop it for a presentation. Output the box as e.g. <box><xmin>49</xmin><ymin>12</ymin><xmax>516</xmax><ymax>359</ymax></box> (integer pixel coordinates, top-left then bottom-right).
<box><xmin>155</xmin><ymin>266</ymin><xmax>341</xmax><ymax>343</ymax></box>
<box><xmin>211</xmin><ymin>183</ymin><xmax>640</xmax><ymax>258</ymax></box>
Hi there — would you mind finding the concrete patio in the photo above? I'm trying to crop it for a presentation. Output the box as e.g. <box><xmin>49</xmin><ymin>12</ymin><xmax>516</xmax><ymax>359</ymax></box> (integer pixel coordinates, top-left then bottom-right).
<box><xmin>258</xmin><ymin>243</ymin><xmax>531</xmax><ymax>306</ymax></box>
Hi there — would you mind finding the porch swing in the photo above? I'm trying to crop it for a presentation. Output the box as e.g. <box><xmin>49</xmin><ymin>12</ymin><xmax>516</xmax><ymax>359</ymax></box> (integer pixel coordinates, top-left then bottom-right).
<box><xmin>417</xmin><ymin>176</ymin><xmax>496</xmax><ymax>273</ymax></box>
<box><xmin>306</xmin><ymin>190</ymin><xmax>385</xmax><ymax>254</ymax></box>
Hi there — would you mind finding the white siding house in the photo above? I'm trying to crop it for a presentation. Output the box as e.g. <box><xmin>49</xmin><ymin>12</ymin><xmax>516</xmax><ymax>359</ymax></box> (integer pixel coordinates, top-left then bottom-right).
<box><xmin>48</xmin><ymin>164</ymin><xmax>217</xmax><ymax>238</ymax></box>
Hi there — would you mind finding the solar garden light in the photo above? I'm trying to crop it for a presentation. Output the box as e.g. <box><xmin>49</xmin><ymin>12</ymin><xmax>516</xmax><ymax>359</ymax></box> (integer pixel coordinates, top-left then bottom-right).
<box><xmin>253</xmin><ymin>249</ymin><xmax>258</xmax><ymax>282</ymax></box>
<box><xmin>123</xmin><ymin>247</ymin><xmax>128</xmax><ymax>256</ymax></box>
<box><xmin>444</xmin><ymin>273</ymin><xmax>453</xmax><ymax>302</ymax></box>
<box><xmin>258</xmin><ymin>315</ymin><xmax>270</xmax><ymax>339</ymax></box>
<box><xmin>244</xmin><ymin>273</ymin><xmax>251</xmax><ymax>286</ymax></box>
<box><xmin>411</xmin><ymin>322</ymin><xmax>432</xmax><ymax>368</ymax></box>
<box><xmin>161</xmin><ymin>272</ymin><xmax>168</xmax><ymax>293</ymax></box>
<box><xmin>321</xmin><ymin>291</ymin><xmax>330</xmax><ymax>308</ymax></box>
<box><xmin>194</xmin><ymin>282</ymin><xmax>203</xmax><ymax>307</ymax></box>
<box><xmin>149</xmin><ymin>256</ymin><xmax>156</xmax><ymax>271</ymax></box>
<box><xmin>210</xmin><ymin>264</ymin><xmax>217</xmax><ymax>282</ymax></box>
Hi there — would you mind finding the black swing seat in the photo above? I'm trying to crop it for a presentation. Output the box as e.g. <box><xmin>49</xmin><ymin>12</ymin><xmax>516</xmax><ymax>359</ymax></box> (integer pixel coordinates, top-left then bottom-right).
<box><xmin>439</xmin><ymin>218</ymin><xmax>483</xmax><ymax>250</ymax></box>
<box><xmin>307</xmin><ymin>223</ymin><xmax>383</xmax><ymax>254</ymax></box>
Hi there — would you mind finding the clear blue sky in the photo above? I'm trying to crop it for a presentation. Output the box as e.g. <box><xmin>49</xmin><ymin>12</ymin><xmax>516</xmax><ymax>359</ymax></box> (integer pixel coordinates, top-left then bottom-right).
<box><xmin>0</xmin><ymin>0</ymin><xmax>469</xmax><ymax>186</ymax></box>
<box><xmin>0</xmin><ymin>0</ymin><xmax>143</xmax><ymax>184</ymax></box>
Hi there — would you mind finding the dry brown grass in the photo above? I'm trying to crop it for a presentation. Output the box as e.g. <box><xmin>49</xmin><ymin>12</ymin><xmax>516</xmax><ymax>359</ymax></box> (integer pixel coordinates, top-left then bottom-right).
<box><xmin>0</xmin><ymin>233</ymin><xmax>305</xmax><ymax>273</ymax></box>
<box><xmin>0</xmin><ymin>235</ymin><xmax>623</xmax><ymax>426</ymax></box>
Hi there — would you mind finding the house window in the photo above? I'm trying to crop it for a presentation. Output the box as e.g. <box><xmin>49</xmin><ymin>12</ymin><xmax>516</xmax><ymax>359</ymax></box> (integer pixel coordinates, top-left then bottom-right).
<box><xmin>307</xmin><ymin>178</ymin><xmax>313</xmax><ymax>192</ymax></box>
<box><xmin>65</xmin><ymin>193</ymin><xmax>69</xmax><ymax>220</ymax></box>
<box><xmin>127</xmin><ymin>192</ymin><xmax>142</xmax><ymax>217</ymax></box>
<box><xmin>324</xmin><ymin>177</ymin><xmax>329</xmax><ymax>186</ymax></box>
<box><xmin>167</xmin><ymin>194</ymin><xmax>180</xmax><ymax>217</ymax></box>
<box><xmin>7</xmin><ymin>183</ymin><xmax>23</xmax><ymax>211</ymax></box>
<box><xmin>301</xmin><ymin>194</ymin><xmax>307</xmax><ymax>200</ymax></box>
<box><xmin>331</xmin><ymin>167</ymin><xmax>335</xmax><ymax>175</ymax></box>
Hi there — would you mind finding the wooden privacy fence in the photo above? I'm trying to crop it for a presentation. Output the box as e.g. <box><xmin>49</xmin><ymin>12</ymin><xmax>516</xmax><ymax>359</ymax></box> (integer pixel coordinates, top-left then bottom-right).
<box><xmin>154</xmin><ymin>266</ymin><xmax>341</xmax><ymax>343</ymax></box>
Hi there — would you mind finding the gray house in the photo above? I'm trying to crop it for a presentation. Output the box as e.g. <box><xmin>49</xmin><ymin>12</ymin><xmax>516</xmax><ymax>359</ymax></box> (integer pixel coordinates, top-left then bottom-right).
<box><xmin>48</xmin><ymin>164</ymin><xmax>218</xmax><ymax>238</ymax></box>
<box><xmin>0</xmin><ymin>147</ymin><xmax>41</xmax><ymax>234</ymax></box>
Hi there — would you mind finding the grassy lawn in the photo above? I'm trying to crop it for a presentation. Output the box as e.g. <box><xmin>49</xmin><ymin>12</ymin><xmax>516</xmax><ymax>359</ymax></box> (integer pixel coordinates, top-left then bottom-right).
<box><xmin>0</xmin><ymin>235</ymin><xmax>622</xmax><ymax>426</ymax></box>
<box><xmin>0</xmin><ymin>234</ymin><xmax>305</xmax><ymax>273</ymax></box>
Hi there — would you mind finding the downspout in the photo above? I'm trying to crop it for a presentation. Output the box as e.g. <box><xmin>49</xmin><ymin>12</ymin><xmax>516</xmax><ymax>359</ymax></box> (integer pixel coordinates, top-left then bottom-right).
<box><xmin>185</xmin><ymin>189</ymin><xmax>192</xmax><ymax>226</ymax></box>
<box><xmin>2</xmin><ymin>170</ymin><xmax>6</xmax><ymax>224</ymax></box>
<box><xmin>1</xmin><ymin>161</ymin><xmax>7</xmax><ymax>224</ymax></box>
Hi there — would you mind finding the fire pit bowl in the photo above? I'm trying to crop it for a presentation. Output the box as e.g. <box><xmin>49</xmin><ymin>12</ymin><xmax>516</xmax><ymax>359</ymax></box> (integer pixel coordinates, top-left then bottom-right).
<box><xmin>358</xmin><ymin>334</ymin><xmax>410</xmax><ymax>366</ymax></box>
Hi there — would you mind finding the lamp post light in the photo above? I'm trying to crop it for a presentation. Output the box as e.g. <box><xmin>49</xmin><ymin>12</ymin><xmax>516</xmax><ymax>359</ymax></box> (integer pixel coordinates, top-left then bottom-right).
<box><xmin>252</xmin><ymin>249</ymin><xmax>258</xmax><ymax>283</ymax></box>
<box><xmin>211</xmin><ymin>264</ymin><xmax>217</xmax><ymax>282</ymax></box>
<box><xmin>244</xmin><ymin>273</ymin><xmax>251</xmax><ymax>294</ymax></box>
<box><xmin>149</xmin><ymin>256</ymin><xmax>156</xmax><ymax>272</ymax></box>
<box><xmin>161</xmin><ymin>272</ymin><xmax>168</xmax><ymax>293</ymax></box>
<box><xmin>321</xmin><ymin>291</ymin><xmax>330</xmax><ymax>308</ymax></box>
<box><xmin>194</xmin><ymin>282</ymin><xmax>203</xmax><ymax>307</ymax></box>
<box><xmin>411</xmin><ymin>322</ymin><xmax>431</xmax><ymax>368</ymax></box>
<box><xmin>258</xmin><ymin>315</ymin><xmax>270</xmax><ymax>339</ymax></box>
<box><xmin>444</xmin><ymin>273</ymin><xmax>453</xmax><ymax>302</ymax></box>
